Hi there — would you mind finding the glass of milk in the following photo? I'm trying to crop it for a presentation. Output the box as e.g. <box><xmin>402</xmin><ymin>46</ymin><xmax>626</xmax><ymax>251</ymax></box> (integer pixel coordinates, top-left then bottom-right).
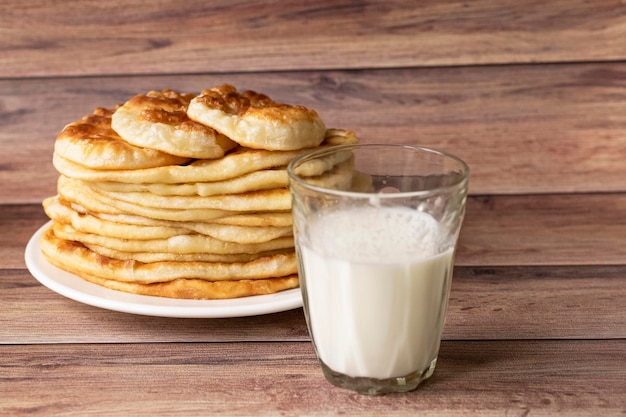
<box><xmin>288</xmin><ymin>144</ymin><xmax>469</xmax><ymax>395</ymax></box>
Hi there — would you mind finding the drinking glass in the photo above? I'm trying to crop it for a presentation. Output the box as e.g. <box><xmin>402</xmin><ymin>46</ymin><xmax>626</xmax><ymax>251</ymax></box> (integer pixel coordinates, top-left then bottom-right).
<box><xmin>288</xmin><ymin>144</ymin><xmax>469</xmax><ymax>395</ymax></box>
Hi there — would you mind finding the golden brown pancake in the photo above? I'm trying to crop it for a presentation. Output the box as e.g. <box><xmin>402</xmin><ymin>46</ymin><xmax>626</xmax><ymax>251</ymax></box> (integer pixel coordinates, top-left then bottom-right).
<box><xmin>44</xmin><ymin>195</ymin><xmax>293</xmax><ymax>244</ymax></box>
<box><xmin>87</xmin><ymin>180</ymin><xmax>291</xmax><ymax>212</ymax></box>
<box><xmin>84</xmin><ymin>243</ymin><xmax>294</xmax><ymax>263</ymax></box>
<box><xmin>187</xmin><ymin>84</ymin><xmax>326</xmax><ymax>151</ymax></box>
<box><xmin>41</xmin><ymin>227</ymin><xmax>298</xmax><ymax>299</ymax></box>
<box><xmin>90</xmin><ymin>169</ymin><xmax>289</xmax><ymax>196</ymax></box>
<box><xmin>111</xmin><ymin>89</ymin><xmax>237</xmax><ymax>159</ymax></box>
<box><xmin>79</xmin><ymin>272</ymin><xmax>299</xmax><ymax>300</ymax></box>
<box><xmin>52</xmin><ymin>128</ymin><xmax>358</xmax><ymax>184</ymax></box>
<box><xmin>41</xmin><ymin>225</ymin><xmax>298</xmax><ymax>283</ymax></box>
<box><xmin>56</xmin><ymin>175</ymin><xmax>237</xmax><ymax>222</ymax></box>
<box><xmin>54</xmin><ymin>107</ymin><xmax>190</xmax><ymax>169</ymax></box>
<box><xmin>70</xmin><ymin>202</ymin><xmax>293</xmax><ymax>228</ymax></box>
<box><xmin>51</xmin><ymin>221</ymin><xmax>295</xmax><ymax>256</ymax></box>
<box><xmin>43</xmin><ymin>195</ymin><xmax>191</xmax><ymax>240</ymax></box>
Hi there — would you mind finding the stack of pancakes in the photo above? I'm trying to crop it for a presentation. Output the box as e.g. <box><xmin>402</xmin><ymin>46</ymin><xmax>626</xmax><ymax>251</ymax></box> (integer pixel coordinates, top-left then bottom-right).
<box><xmin>40</xmin><ymin>85</ymin><xmax>358</xmax><ymax>299</ymax></box>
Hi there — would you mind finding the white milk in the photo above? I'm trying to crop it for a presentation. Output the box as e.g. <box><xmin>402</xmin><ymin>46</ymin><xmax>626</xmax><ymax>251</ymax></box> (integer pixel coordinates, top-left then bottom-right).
<box><xmin>298</xmin><ymin>207</ymin><xmax>454</xmax><ymax>380</ymax></box>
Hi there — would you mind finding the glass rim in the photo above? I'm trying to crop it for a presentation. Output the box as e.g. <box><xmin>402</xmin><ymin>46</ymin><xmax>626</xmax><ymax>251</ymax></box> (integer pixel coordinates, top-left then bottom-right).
<box><xmin>287</xmin><ymin>143</ymin><xmax>470</xmax><ymax>199</ymax></box>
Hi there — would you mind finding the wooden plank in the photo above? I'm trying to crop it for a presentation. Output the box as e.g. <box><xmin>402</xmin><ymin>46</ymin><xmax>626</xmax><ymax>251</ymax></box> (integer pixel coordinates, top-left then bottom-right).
<box><xmin>0</xmin><ymin>205</ymin><xmax>48</xmax><ymax>269</ymax></box>
<box><xmin>1</xmin><ymin>0</ymin><xmax>625</xmax><ymax>78</ymax></box>
<box><xmin>448</xmin><ymin>265</ymin><xmax>626</xmax><ymax>340</ymax></box>
<box><xmin>3</xmin><ymin>262</ymin><xmax>624</xmax><ymax>344</ymax></box>
<box><xmin>1</xmin><ymin>340</ymin><xmax>624</xmax><ymax>416</ymax></box>
<box><xmin>457</xmin><ymin>193</ymin><xmax>626</xmax><ymax>266</ymax></box>
<box><xmin>0</xmin><ymin>269</ymin><xmax>310</xmax><ymax>344</ymax></box>
<box><xmin>2</xmin><ymin>62</ymin><xmax>626</xmax><ymax>203</ymax></box>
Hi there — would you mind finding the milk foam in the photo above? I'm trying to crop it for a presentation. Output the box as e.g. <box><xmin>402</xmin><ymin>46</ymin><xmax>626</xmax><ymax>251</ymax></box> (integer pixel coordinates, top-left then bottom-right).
<box><xmin>307</xmin><ymin>206</ymin><xmax>444</xmax><ymax>263</ymax></box>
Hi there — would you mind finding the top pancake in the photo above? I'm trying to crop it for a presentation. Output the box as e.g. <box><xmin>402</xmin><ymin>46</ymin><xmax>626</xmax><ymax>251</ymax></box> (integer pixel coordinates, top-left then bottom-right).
<box><xmin>52</xmin><ymin>128</ymin><xmax>359</xmax><ymax>184</ymax></box>
<box><xmin>111</xmin><ymin>89</ymin><xmax>237</xmax><ymax>159</ymax></box>
<box><xmin>54</xmin><ymin>107</ymin><xmax>190</xmax><ymax>170</ymax></box>
<box><xmin>187</xmin><ymin>84</ymin><xmax>327</xmax><ymax>151</ymax></box>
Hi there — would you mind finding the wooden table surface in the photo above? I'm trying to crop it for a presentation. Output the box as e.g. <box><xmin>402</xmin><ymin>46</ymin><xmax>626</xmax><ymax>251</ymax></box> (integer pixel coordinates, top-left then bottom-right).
<box><xmin>1</xmin><ymin>1</ymin><xmax>625</xmax><ymax>415</ymax></box>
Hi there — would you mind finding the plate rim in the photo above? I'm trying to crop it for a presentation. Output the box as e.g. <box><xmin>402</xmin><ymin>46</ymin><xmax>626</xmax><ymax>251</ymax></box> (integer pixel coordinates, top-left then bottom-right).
<box><xmin>24</xmin><ymin>221</ymin><xmax>302</xmax><ymax>318</ymax></box>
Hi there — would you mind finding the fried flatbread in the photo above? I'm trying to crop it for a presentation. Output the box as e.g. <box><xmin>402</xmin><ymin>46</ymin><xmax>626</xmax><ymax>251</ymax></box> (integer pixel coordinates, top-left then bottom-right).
<box><xmin>44</xmin><ymin>196</ymin><xmax>292</xmax><ymax>244</ymax></box>
<box><xmin>182</xmin><ymin>221</ymin><xmax>292</xmax><ymax>244</ymax></box>
<box><xmin>57</xmin><ymin>175</ymin><xmax>236</xmax><ymax>222</ymax></box>
<box><xmin>187</xmin><ymin>84</ymin><xmax>326</xmax><ymax>151</ymax></box>
<box><xmin>84</xmin><ymin>243</ymin><xmax>294</xmax><ymax>263</ymax></box>
<box><xmin>209</xmin><ymin>211</ymin><xmax>292</xmax><ymax>227</ymax></box>
<box><xmin>69</xmin><ymin>201</ymin><xmax>293</xmax><ymax>228</ymax></box>
<box><xmin>90</xmin><ymin>168</ymin><xmax>288</xmax><ymax>196</ymax></box>
<box><xmin>86</xmin><ymin>180</ymin><xmax>291</xmax><ymax>212</ymax></box>
<box><xmin>54</xmin><ymin>106</ymin><xmax>190</xmax><ymax>169</ymax></box>
<box><xmin>41</xmin><ymin>225</ymin><xmax>297</xmax><ymax>283</ymax></box>
<box><xmin>52</xmin><ymin>128</ymin><xmax>357</xmax><ymax>184</ymax></box>
<box><xmin>111</xmin><ymin>89</ymin><xmax>237</xmax><ymax>159</ymax></box>
<box><xmin>43</xmin><ymin>195</ymin><xmax>191</xmax><ymax>240</ymax></box>
<box><xmin>290</xmin><ymin>148</ymin><xmax>354</xmax><ymax>178</ymax></box>
<box><xmin>78</xmin><ymin>271</ymin><xmax>299</xmax><ymax>300</ymax></box>
<box><xmin>51</xmin><ymin>222</ymin><xmax>294</xmax><ymax>255</ymax></box>
<box><xmin>57</xmin><ymin>175</ymin><xmax>291</xmax><ymax>220</ymax></box>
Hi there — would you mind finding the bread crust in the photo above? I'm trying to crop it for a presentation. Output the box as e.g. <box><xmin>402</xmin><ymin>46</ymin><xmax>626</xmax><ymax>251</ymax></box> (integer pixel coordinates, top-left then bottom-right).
<box><xmin>55</xmin><ymin>107</ymin><xmax>190</xmax><ymax>169</ymax></box>
<box><xmin>187</xmin><ymin>84</ymin><xmax>326</xmax><ymax>151</ymax></box>
<box><xmin>112</xmin><ymin>89</ymin><xmax>237</xmax><ymax>158</ymax></box>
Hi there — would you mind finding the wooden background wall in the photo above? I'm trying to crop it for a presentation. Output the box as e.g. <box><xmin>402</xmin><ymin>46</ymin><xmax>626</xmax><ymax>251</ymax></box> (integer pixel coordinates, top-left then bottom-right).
<box><xmin>2</xmin><ymin>0</ymin><xmax>626</xmax><ymax>204</ymax></box>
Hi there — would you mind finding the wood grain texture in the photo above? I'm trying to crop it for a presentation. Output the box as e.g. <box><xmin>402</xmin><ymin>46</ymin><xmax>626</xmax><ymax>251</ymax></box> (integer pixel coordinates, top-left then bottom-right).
<box><xmin>1</xmin><ymin>0</ymin><xmax>625</xmax><ymax>78</ymax></box>
<box><xmin>0</xmin><ymin>205</ymin><xmax>48</xmax><ymax>269</ymax></box>
<box><xmin>1</xmin><ymin>341</ymin><xmax>624</xmax><ymax>416</ymax></box>
<box><xmin>448</xmin><ymin>265</ymin><xmax>626</xmax><ymax>340</ymax></box>
<box><xmin>2</xmin><ymin>62</ymin><xmax>626</xmax><ymax>203</ymax></box>
<box><xmin>457</xmin><ymin>193</ymin><xmax>626</xmax><ymax>266</ymax></box>
<box><xmin>3</xmin><ymin>264</ymin><xmax>624</xmax><ymax>344</ymax></box>
<box><xmin>0</xmin><ymin>269</ymin><xmax>310</xmax><ymax>344</ymax></box>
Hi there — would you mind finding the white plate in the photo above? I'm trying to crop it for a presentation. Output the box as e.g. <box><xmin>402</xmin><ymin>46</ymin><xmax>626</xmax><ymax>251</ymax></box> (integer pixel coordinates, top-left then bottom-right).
<box><xmin>24</xmin><ymin>222</ymin><xmax>302</xmax><ymax>318</ymax></box>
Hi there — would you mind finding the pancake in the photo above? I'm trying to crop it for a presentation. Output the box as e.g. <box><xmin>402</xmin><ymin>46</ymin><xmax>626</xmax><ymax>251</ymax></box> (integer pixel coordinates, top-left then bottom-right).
<box><xmin>209</xmin><ymin>211</ymin><xmax>292</xmax><ymax>227</ymax></box>
<box><xmin>51</xmin><ymin>222</ymin><xmax>295</xmax><ymax>255</ymax></box>
<box><xmin>70</xmin><ymin>201</ymin><xmax>293</xmax><ymax>228</ymax></box>
<box><xmin>54</xmin><ymin>106</ymin><xmax>190</xmax><ymax>169</ymax></box>
<box><xmin>84</xmin><ymin>243</ymin><xmax>294</xmax><ymax>263</ymax></box>
<box><xmin>57</xmin><ymin>175</ymin><xmax>237</xmax><ymax>222</ymax></box>
<box><xmin>88</xmin><ymin>183</ymin><xmax>292</xmax><ymax>212</ymax></box>
<box><xmin>187</xmin><ymin>84</ymin><xmax>326</xmax><ymax>150</ymax></box>
<box><xmin>111</xmin><ymin>89</ymin><xmax>237</xmax><ymax>159</ymax></box>
<box><xmin>78</xmin><ymin>272</ymin><xmax>299</xmax><ymax>300</ymax></box>
<box><xmin>44</xmin><ymin>196</ymin><xmax>292</xmax><ymax>244</ymax></box>
<box><xmin>179</xmin><ymin>222</ymin><xmax>292</xmax><ymax>244</ymax></box>
<box><xmin>52</xmin><ymin>128</ymin><xmax>358</xmax><ymax>184</ymax></box>
<box><xmin>41</xmin><ymin>226</ymin><xmax>298</xmax><ymax>299</ymax></box>
<box><xmin>43</xmin><ymin>195</ymin><xmax>191</xmax><ymax>240</ymax></box>
<box><xmin>42</xmin><ymin>225</ymin><xmax>297</xmax><ymax>283</ymax></box>
<box><xmin>290</xmin><ymin>148</ymin><xmax>353</xmax><ymax>177</ymax></box>
<box><xmin>90</xmin><ymin>169</ymin><xmax>288</xmax><ymax>196</ymax></box>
